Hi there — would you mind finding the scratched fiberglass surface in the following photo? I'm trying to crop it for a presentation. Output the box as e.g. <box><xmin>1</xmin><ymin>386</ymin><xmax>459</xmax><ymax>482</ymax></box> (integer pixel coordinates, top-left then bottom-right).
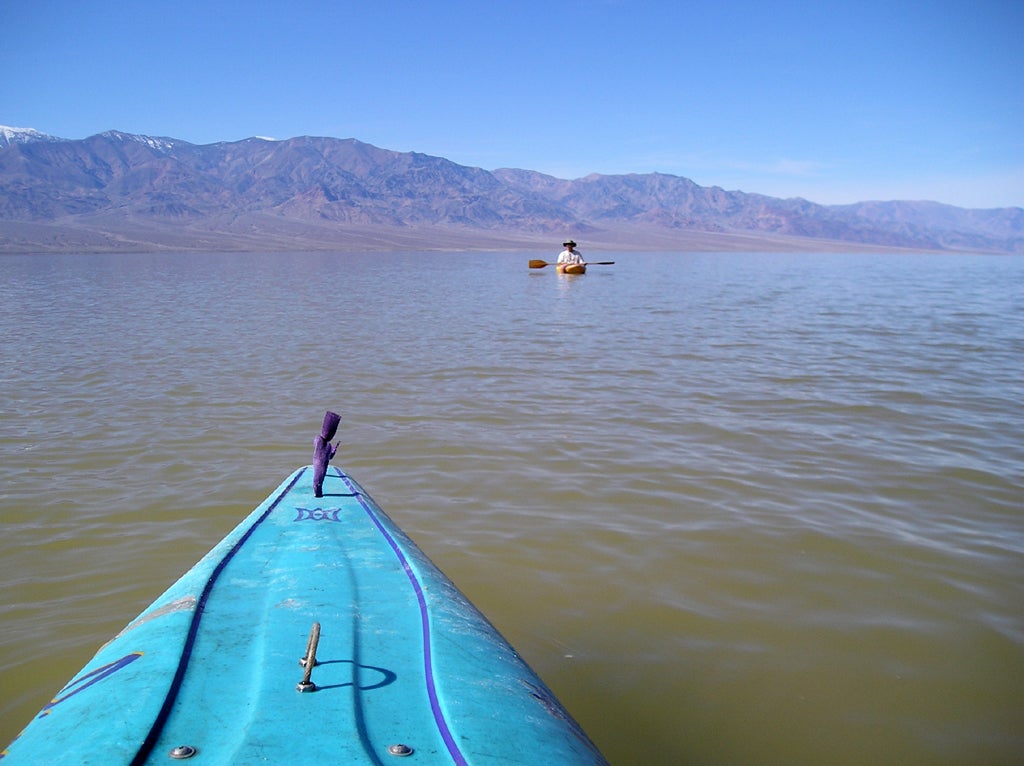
<box><xmin>2</xmin><ymin>467</ymin><xmax>606</xmax><ymax>766</ymax></box>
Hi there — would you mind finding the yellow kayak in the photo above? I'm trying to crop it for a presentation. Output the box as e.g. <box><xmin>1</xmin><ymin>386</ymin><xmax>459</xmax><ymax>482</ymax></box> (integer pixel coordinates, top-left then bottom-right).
<box><xmin>557</xmin><ymin>263</ymin><xmax>587</xmax><ymax>275</ymax></box>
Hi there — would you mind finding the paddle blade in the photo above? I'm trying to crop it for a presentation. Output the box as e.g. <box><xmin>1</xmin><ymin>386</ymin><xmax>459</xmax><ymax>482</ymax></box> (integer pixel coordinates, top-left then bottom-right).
<box><xmin>528</xmin><ymin>260</ymin><xmax>550</xmax><ymax>269</ymax></box>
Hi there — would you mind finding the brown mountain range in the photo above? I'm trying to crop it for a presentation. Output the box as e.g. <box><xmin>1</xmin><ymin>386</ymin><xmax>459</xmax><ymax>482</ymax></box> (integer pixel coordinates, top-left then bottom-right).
<box><xmin>1</xmin><ymin>130</ymin><xmax>1021</xmax><ymax>254</ymax></box>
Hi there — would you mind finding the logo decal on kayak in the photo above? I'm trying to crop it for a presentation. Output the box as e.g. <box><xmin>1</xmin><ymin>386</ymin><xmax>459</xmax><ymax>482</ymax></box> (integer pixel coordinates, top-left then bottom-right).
<box><xmin>41</xmin><ymin>653</ymin><xmax>144</xmax><ymax>718</ymax></box>
<box><xmin>294</xmin><ymin>507</ymin><xmax>344</xmax><ymax>522</ymax></box>
<box><xmin>0</xmin><ymin>652</ymin><xmax>143</xmax><ymax>758</ymax></box>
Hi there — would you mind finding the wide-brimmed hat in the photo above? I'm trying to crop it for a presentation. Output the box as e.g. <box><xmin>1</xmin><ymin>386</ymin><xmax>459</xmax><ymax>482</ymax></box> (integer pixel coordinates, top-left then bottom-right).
<box><xmin>562</xmin><ymin>240</ymin><xmax>577</xmax><ymax>247</ymax></box>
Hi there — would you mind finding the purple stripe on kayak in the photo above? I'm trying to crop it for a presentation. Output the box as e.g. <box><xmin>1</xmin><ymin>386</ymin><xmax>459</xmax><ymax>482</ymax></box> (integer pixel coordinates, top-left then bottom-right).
<box><xmin>129</xmin><ymin>468</ymin><xmax>305</xmax><ymax>766</ymax></box>
<box><xmin>335</xmin><ymin>468</ymin><xmax>468</xmax><ymax>766</ymax></box>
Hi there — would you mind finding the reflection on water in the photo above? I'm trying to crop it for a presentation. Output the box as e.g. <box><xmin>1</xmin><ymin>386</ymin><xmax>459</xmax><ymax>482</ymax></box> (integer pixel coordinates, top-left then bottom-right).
<box><xmin>1</xmin><ymin>250</ymin><xmax>1022</xmax><ymax>764</ymax></box>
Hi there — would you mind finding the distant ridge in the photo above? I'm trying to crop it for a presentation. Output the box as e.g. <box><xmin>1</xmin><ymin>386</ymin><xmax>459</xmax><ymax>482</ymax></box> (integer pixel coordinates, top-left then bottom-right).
<box><xmin>0</xmin><ymin>128</ymin><xmax>1020</xmax><ymax>254</ymax></box>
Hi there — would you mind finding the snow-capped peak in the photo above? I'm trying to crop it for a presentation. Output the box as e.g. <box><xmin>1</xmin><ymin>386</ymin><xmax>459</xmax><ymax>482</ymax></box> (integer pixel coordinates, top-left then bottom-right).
<box><xmin>0</xmin><ymin>126</ymin><xmax>62</xmax><ymax>148</ymax></box>
<box><xmin>99</xmin><ymin>130</ymin><xmax>183</xmax><ymax>153</ymax></box>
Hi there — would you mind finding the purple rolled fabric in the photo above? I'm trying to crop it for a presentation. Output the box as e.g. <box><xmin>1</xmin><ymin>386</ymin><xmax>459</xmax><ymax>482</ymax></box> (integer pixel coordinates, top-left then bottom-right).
<box><xmin>313</xmin><ymin>411</ymin><xmax>341</xmax><ymax>497</ymax></box>
<box><xmin>320</xmin><ymin>410</ymin><xmax>341</xmax><ymax>441</ymax></box>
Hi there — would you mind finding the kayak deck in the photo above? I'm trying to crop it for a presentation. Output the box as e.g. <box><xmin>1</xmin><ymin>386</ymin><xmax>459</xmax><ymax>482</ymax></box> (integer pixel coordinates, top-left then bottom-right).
<box><xmin>3</xmin><ymin>466</ymin><xmax>607</xmax><ymax>765</ymax></box>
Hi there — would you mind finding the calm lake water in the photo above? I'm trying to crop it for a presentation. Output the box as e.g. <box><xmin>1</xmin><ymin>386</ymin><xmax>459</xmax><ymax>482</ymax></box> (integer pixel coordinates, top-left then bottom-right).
<box><xmin>1</xmin><ymin>250</ymin><xmax>1022</xmax><ymax>764</ymax></box>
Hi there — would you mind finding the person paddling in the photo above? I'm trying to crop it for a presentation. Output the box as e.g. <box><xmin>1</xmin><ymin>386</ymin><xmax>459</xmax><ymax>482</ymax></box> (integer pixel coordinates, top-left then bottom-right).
<box><xmin>556</xmin><ymin>240</ymin><xmax>585</xmax><ymax>272</ymax></box>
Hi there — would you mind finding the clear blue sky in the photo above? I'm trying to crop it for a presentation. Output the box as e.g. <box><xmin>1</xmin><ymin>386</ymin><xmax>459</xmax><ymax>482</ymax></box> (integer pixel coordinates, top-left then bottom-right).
<box><xmin>3</xmin><ymin>0</ymin><xmax>1022</xmax><ymax>208</ymax></box>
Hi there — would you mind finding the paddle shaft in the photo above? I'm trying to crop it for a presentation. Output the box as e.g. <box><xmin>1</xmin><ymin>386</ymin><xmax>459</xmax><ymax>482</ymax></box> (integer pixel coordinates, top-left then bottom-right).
<box><xmin>528</xmin><ymin>260</ymin><xmax>615</xmax><ymax>268</ymax></box>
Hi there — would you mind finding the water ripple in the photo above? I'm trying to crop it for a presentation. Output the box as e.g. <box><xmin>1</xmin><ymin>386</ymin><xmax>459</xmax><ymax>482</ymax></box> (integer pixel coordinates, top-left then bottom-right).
<box><xmin>1</xmin><ymin>251</ymin><xmax>1022</xmax><ymax>764</ymax></box>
